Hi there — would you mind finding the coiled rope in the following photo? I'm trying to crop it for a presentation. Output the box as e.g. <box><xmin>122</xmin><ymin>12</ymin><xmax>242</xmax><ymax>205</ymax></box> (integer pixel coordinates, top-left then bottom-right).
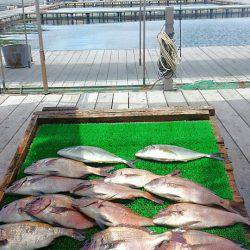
<box><xmin>157</xmin><ymin>30</ymin><xmax>179</xmax><ymax>78</ymax></box>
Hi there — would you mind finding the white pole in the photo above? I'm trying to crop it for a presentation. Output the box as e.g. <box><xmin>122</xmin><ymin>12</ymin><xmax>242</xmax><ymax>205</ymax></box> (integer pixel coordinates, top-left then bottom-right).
<box><xmin>35</xmin><ymin>0</ymin><xmax>48</xmax><ymax>92</ymax></box>
<box><xmin>139</xmin><ymin>0</ymin><xmax>142</xmax><ymax>66</ymax></box>
<box><xmin>142</xmin><ymin>0</ymin><xmax>146</xmax><ymax>85</ymax></box>
<box><xmin>0</xmin><ymin>48</ymin><xmax>6</xmax><ymax>92</ymax></box>
<box><xmin>21</xmin><ymin>0</ymin><xmax>28</xmax><ymax>46</ymax></box>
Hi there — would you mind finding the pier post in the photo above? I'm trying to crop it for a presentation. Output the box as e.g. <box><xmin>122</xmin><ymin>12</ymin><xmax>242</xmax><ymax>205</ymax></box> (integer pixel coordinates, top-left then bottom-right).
<box><xmin>163</xmin><ymin>7</ymin><xmax>175</xmax><ymax>91</ymax></box>
<box><xmin>35</xmin><ymin>0</ymin><xmax>48</xmax><ymax>93</ymax></box>
<box><xmin>0</xmin><ymin>48</ymin><xmax>6</xmax><ymax>92</ymax></box>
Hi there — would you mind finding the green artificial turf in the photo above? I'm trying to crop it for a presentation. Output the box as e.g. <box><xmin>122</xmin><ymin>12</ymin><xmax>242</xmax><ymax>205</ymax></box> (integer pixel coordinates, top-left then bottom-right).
<box><xmin>2</xmin><ymin>120</ymin><xmax>249</xmax><ymax>249</ymax></box>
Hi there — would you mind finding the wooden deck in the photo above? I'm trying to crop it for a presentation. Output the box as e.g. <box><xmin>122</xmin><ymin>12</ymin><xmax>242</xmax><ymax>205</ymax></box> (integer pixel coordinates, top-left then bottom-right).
<box><xmin>3</xmin><ymin>45</ymin><xmax>250</xmax><ymax>89</ymax></box>
<box><xmin>0</xmin><ymin>88</ymin><xmax>250</xmax><ymax>215</ymax></box>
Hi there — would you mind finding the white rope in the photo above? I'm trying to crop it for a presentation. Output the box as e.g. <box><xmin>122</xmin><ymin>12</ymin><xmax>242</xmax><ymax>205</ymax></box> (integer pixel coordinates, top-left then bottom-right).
<box><xmin>157</xmin><ymin>31</ymin><xmax>179</xmax><ymax>77</ymax></box>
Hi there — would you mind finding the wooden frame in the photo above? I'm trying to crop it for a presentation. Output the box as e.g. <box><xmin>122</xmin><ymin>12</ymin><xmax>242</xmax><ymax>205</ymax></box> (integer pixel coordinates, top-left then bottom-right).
<box><xmin>0</xmin><ymin>106</ymin><xmax>247</xmax><ymax>221</ymax></box>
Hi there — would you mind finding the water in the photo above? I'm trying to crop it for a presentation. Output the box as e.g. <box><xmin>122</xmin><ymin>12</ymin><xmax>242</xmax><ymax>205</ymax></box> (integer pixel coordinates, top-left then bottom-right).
<box><xmin>1</xmin><ymin>17</ymin><xmax>250</xmax><ymax>50</ymax></box>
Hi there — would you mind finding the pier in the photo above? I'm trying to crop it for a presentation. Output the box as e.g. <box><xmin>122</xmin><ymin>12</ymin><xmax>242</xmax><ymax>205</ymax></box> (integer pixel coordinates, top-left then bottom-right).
<box><xmin>2</xmin><ymin>45</ymin><xmax>250</xmax><ymax>90</ymax></box>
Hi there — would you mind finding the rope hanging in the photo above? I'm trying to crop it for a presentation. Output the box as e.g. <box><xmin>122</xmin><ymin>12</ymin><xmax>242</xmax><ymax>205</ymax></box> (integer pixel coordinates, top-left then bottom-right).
<box><xmin>157</xmin><ymin>30</ymin><xmax>179</xmax><ymax>79</ymax></box>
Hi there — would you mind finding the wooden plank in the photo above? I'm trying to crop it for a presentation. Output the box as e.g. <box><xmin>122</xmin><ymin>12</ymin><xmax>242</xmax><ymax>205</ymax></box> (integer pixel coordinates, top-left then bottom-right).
<box><xmin>106</xmin><ymin>50</ymin><xmax>118</xmax><ymax>86</ymax></box>
<box><xmin>237</xmin><ymin>88</ymin><xmax>250</xmax><ymax>102</ymax></box>
<box><xmin>216</xmin><ymin>118</ymin><xmax>250</xmax><ymax>215</ymax></box>
<box><xmin>0</xmin><ymin>95</ymin><xmax>26</xmax><ymax>124</ymax></box>
<box><xmin>126</xmin><ymin>49</ymin><xmax>139</xmax><ymax>85</ymax></box>
<box><xmin>182</xmin><ymin>90</ymin><xmax>207</xmax><ymax>106</ymax></box>
<box><xmin>0</xmin><ymin>95</ymin><xmax>9</xmax><ymax>105</ymax></box>
<box><xmin>95</xmin><ymin>92</ymin><xmax>114</xmax><ymax>110</ymax></box>
<box><xmin>0</xmin><ymin>94</ymin><xmax>62</xmax><ymax>191</ymax></box>
<box><xmin>218</xmin><ymin>89</ymin><xmax>250</xmax><ymax>127</ymax></box>
<box><xmin>117</xmin><ymin>50</ymin><xmax>128</xmax><ymax>86</ymax></box>
<box><xmin>201</xmin><ymin>89</ymin><xmax>250</xmax><ymax>162</ymax></box>
<box><xmin>164</xmin><ymin>91</ymin><xmax>188</xmax><ymax>106</ymax></box>
<box><xmin>129</xmin><ymin>91</ymin><xmax>148</xmax><ymax>109</ymax></box>
<box><xmin>112</xmin><ymin>92</ymin><xmax>128</xmax><ymax>109</ymax></box>
<box><xmin>146</xmin><ymin>90</ymin><xmax>167</xmax><ymax>108</ymax></box>
<box><xmin>0</xmin><ymin>95</ymin><xmax>44</xmax><ymax>152</ymax></box>
<box><xmin>57</xmin><ymin>94</ymin><xmax>81</xmax><ymax>107</ymax></box>
<box><xmin>96</xmin><ymin>50</ymin><xmax>112</xmax><ymax>86</ymax></box>
<box><xmin>77</xmin><ymin>92</ymin><xmax>98</xmax><ymax>110</ymax></box>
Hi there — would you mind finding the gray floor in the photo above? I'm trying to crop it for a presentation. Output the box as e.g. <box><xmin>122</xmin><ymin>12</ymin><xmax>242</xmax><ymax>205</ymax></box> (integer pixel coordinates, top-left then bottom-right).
<box><xmin>3</xmin><ymin>46</ymin><xmax>250</xmax><ymax>88</ymax></box>
<box><xmin>0</xmin><ymin>89</ymin><xmax>250</xmax><ymax>215</ymax></box>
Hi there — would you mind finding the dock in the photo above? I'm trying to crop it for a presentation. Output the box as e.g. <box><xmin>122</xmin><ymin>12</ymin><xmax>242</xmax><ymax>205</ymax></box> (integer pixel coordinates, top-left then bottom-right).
<box><xmin>2</xmin><ymin>45</ymin><xmax>250</xmax><ymax>89</ymax></box>
<box><xmin>0</xmin><ymin>88</ymin><xmax>250</xmax><ymax>215</ymax></box>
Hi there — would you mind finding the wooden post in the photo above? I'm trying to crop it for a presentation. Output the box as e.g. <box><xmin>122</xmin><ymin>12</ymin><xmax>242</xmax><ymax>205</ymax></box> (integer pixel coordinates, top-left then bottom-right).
<box><xmin>35</xmin><ymin>0</ymin><xmax>48</xmax><ymax>93</ymax></box>
<box><xmin>0</xmin><ymin>48</ymin><xmax>6</xmax><ymax>92</ymax></box>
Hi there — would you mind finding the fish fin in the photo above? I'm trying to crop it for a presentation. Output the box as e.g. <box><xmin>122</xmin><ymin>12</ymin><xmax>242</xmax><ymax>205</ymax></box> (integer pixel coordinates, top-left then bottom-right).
<box><xmin>98</xmin><ymin>166</ymin><xmax>115</xmax><ymax>177</ymax></box>
<box><xmin>124</xmin><ymin>160</ymin><xmax>136</xmax><ymax>168</ymax></box>
<box><xmin>71</xmin><ymin>182</ymin><xmax>93</xmax><ymax>193</ymax></box>
<box><xmin>181</xmin><ymin>221</ymin><xmax>201</xmax><ymax>228</ymax></box>
<box><xmin>155</xmin><ymin>240</ymin><xmax>169</xmax><ymax>250</ymax></box>
<box><xmin>143</xmin><ymin>192</ymin><xmax>164</xmax><ymax>204</ymax></box>
<box><xmin>168</xmin><ymin>169</ymin><xmax>181</xmax><ymax>177</ymax></box>
<box><xmin>165</xmin><ymin>194</ymin><xmax>182</xmax><ymax>200</ymax></box>
<box><xmin>70</xmin><ymin>229</ymin><xmax>86</xmax><ymax>241</ymax></box>
<box><xmin>29</xmin><ymin>175</ymin><xmax>48</xmax><ymax>183</ymax></box>
<box><xmin>47</xmin><ymin>170</ymin><xmax>60</xmax><ymax>176</ymax></box>
<box><xmin>50</xmin><ymin>206</ymin><xmax>75</xmax><ymax>214</ymax></box>
<box><xmin>124</xmin><ymin>173</ymin><xmax>139</xmax><ymax>177</ymax></box>
<box><xmin>0</xmin><ymin>239</ymin><xmax>8</xmax><ymax>246</ymax></box>
<box><xmin>24</xmin><ymin>196</ymin><xmax>51</xmax><ymax>215</ymax></box>
<box><xmin>219</xmin><ymin>199</ymin><xmax>241</xmax><ymax>213</ymax></box>
<box><xmin>95</xmin><ymin>217</ymin><xmax>110</xmax><ymax>229</ymax></box>
<box><xmin>208</xmin><ymin>153</ymin><xmax>224</xmax><ymax>161</ymax></box>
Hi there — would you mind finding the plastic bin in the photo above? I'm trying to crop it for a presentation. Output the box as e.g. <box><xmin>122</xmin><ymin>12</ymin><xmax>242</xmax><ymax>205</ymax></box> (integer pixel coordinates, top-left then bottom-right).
<box><xmin>2</xmin><ymin>44</ymin><xmax>31</xmax><ymax>68</ymax></box>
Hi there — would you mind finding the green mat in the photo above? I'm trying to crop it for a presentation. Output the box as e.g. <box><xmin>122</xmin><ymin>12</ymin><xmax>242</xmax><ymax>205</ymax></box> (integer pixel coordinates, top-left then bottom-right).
<box><xmin>2</xmin><ymin>121</ymin><xmax>248</xmax><ymax>249</ymax></box>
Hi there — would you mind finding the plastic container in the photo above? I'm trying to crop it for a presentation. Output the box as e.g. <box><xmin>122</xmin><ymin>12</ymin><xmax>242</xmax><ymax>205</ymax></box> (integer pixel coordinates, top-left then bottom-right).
<box><xmin>2</xmin><ymin>44</ymin><xmax>31</xmax><ymax>68</ymax></box>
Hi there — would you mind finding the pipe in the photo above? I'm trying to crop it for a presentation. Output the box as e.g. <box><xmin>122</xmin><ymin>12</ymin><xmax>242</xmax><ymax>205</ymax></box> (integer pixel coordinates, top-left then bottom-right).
<box><xmin>142</xmin><ymin>0</ymin><xmax>146</xmax><ymax>85</ymax></box>
<box><xmin>35</xmin><ymin>0</ymin><xmax>49</xmax><ymax>93</ymax></box>
<box><xmin>139</xmin><ymin>0</ymin><xmax>142</xmax><ymax>66</ymax></box>
<box><xmin>0</xmin><ymin>48</ymin><xmax>6</xmax><ymax>92</ymax></box>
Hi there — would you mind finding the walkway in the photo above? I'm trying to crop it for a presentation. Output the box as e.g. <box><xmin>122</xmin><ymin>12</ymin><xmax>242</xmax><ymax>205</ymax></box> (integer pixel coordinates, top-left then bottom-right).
<box><xmin>0</xmin><ymin>88</ymin><xmax>250</xmax><ymax>214</ymax></box>
<box><xmin>3</xmin><ymin>46</ymin><xmax>250</xmax><ymax>89</ymax></box>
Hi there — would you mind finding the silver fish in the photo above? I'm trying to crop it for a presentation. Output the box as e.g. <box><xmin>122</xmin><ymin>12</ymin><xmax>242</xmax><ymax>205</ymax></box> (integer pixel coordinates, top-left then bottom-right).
<box><xmin>58</xmin><ymin>146</ymin><xmax>135</xmax><ymax>168</ymax></box>
<box><xmin>73</xmin><ymin>198</ymin><xmax>154</xmax><ymax>228</ymax></box>
<box><xmin>24</xmin><ymin>195</ymin><xmax>95</xmax><ymax>229</ymax></box>
<box><xmin>81</xmin><ymin>226</ymin><xmax>171</xmax><ymax>250</ymax></box>
<box><xmin>104</xmin><ymin>168</ymin><xmax>179</xmax><ymax>188</ymax></box>
<box><xmin>157</xmin><ymin>228</ymin><xmax>243</xmax><ymax>250</ymax></box>
<box><xmin>136</xmin><ymin>145</ymin><xmax>223</xmax><ymax>162</ymax></box>
<box><xmin>153</xmin><ymin>203</ymin><xmax>250</xmax><ymax>229</ymax></box>
<box><xmin>5</xmin><ymin>175</ymin><xmax>85</xmax><ymax>196</ymax></box>
<box><xmin>144</xmin><ymin>176</ymin><xmax>235</xmax><ymax>212</ymax></box>
<box><xmin>24</xmin><ymin>158</ymin><xmax>113</xmax><ymax>178</ymax></box>
<box><xmin>0</xmin><ymin>197</ymin><xmax>37</xmax><ymax>223</ymax></box>
<box><xmin>0</xmin><ymin>221</ymin><xmax>85</xmax><ymax>250</ymax></box>
<box><xmin>71</xmin><ymin>179</ymin><xmax>163</xmax><ymax>204</ymax></box>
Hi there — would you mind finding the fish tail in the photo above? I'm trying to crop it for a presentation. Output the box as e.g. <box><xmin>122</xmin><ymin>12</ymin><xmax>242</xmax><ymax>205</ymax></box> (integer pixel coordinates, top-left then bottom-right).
<box><xmin>66</xmin><ymin>229</ymin><xmax>85</xmax><ymax>241</ymax></box>
<box><xmin>124</xmin><ymin>160</ymin><xmax>137</xmax><ymax>168</ymax></box>
<box><xmin>241</xmin><ymin>217</ymin><xmax>250</xmax><ymax>226</ymax></box>
<box><xmin>208</xmin><ymin>153</ymin><xmax>223</xmax><ymax>161</ymax></box>
<box><xmin>98</xmin><ymin>166</ymin><xmax>115</xmax><ymax>177</ymax></box>
<box><xmin>143</xmin><ymin>192</ymin><xmax>164</xmax><ymax>204</ymax></box>
<box><xmin>219</xmin><ymin>199</ymin><xmax>241</xmax><ymax>213</ymax></box>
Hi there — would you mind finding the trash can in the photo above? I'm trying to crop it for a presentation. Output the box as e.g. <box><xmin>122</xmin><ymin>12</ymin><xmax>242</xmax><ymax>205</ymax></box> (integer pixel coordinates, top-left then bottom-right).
<box><xmin>2</xmin><ymin>44</ymin><xmax>31</xmax><ymax>68</ymax></box>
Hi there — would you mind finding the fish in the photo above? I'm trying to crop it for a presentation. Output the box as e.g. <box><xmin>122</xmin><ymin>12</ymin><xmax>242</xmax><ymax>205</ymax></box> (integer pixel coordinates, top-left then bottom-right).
<box><xmin>73</xmin><ymin>198</ymin><xmax>154</xmax><ymax>228</ymax></box>
<box><xmin>153</xmin><ymin>203</ymin><xmax>250</xmax><ymax>228</ymax></box>
<box><xmin>5</xmin><ymin>175</ymin><xmax>85</xmax><ymax>196</ymax></box>
<box><xmin>81</xmin><ymin>226</ymin><xmax>172</xmax><ymax>250</ymax></box>
<box><xmin>71</xmin><ymin>179</ymin><xmax>163</xmax><ymax>204</ymax></box>
<box><xmin>23</xmin><ymin>194</ymin><xmax>95</xmax><ymax>229</ymax></box>
<box><xmin>58</xmin><ymin>146</ymin><xmax>135</xmax><ymax>168</ymax></box>
<box><xmin>0</xmin><ymin>196</ymin><xmax>37</xmax><ymax>223</ymax></box>
<box><xmin>144</xmin><ymin>175</ymin><xmax>236</xmax><ymax>212</ymax></box>
<box><xmin>24</xmin><ymin>157</ymin><xmax>113</xmax><ymax>178</ymax></box>
<box><xmin>135</xmin><ymin>145</ymin><xmax>223</xmax><ymax>162</ymax></box>
<box><xmin>104</xmin><ymin>168</ymin><xmax>180</xmax><ymax>188</ymax></box>
<box><xmin>0</xmin><ymin>221</ymin><xmax>85</xmax><ymax>250</ymax></box>
<box><xmin>156</xmin><ymin>228</ymin><xmax>243</xmax><ymax>250</ymax></box>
